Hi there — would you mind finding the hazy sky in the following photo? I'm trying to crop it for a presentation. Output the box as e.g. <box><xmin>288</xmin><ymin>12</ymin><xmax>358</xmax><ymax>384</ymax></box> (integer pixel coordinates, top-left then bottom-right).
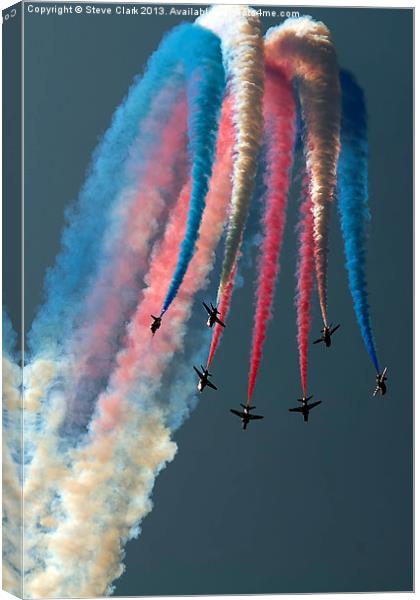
<box><xmin>15</xmin><ymin>4</ymin><xmax>413</xmax><ymax>594</ymax></box>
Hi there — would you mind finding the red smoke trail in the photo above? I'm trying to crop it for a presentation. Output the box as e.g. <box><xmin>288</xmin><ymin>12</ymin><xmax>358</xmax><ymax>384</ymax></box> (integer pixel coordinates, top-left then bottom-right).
<box><xmin>247</xmin><ymin>66</ymin><xmax>296</xmax><ymax>404</ymax></box>
<box><xmin>91</xmin><ymin>179</ymin><xmax>191</xmax><ymax>431</ymax></box>
<box><xmin>65</xmin><ymin>99</ymin><xmax>188</xmax><ymax>425</ymax></box>
<box><xmin>92</xmin><ymin>97</ymin><xmax>235</xmax><ymax>432</ymax></box>
<box><xmin>201</xmin><ymin>96</ymin><xmax>236</xmax><ymax>373</ymax></box>
<box><xmin>265</xmin><ymin>18</ymin><xmax>341</xmax><ymax>328</ymax></box>
<box><xmin>30</xmin><ymin>97</ymin><xmax>235</xmax><ymax>595</ymax></box>
<box><xmin>206</xmin><ymin>264</ymin><xmax>236</xmax><ymax>369</ymax></box>
<box><xmin>295</xmin><ymin>186</ymin><xmax>315</xmax><ymax>397</ymax></box>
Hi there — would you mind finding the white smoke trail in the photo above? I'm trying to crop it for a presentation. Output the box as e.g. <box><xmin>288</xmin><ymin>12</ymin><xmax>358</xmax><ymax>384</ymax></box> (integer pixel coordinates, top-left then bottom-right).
<box><xmin>22</xmin><ymin>96</ymin><xmax>234</xmax><ymax>597</ymax></box>
<box><xmin>199</xmin><ymin>5</ymin><xmax>264</xmax><ymax>298</ymax></box>
<box><xmin>265</xmin><ymin>16</ymin><xmax>341</xmax><ymax>325</ymax></box>
<box><xmin>3</xmin><ymin>356</ymin><xmax>23</xmax><ymax>597</ymax></box>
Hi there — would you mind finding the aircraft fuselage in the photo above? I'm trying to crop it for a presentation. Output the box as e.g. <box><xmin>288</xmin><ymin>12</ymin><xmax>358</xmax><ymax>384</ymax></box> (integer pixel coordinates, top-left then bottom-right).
<box><xmin>377</xmin><ymin>381</ymin><xmax>387</xmax><ymax>395</ymax></box>
<box><xmin>197</xmin><ymin>377</ymin><xmax>207</xmax><ymax>392</ymax></box>
<box><xmin>150</xmin><ymin>317</ymin><xmax>161</xmax><ymax>335</ymax></box>
<box><xmin>207</xmin><ymin>315</ymin><xmax>216</xmax><ymax>328</ymax></box>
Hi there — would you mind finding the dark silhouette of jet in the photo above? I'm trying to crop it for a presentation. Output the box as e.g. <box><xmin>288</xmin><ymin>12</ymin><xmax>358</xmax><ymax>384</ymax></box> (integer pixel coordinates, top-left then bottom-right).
<box><xmin>150</xmin><ymin>315</ymin><xmax>162</xmax><ymax>335</ymax></box>
<box><xmin>230</xmin><ymin>404</ymin><xmax>264</xmax><ymax>431</ymax></box>
<box><xmin>289</xmin><ymin>395</ymin><xmax>322</xmax><ymax>422</ymax></box>
<box><xmin>194</xmin><ymin>365</ymin><xmax>217</xmax><ymax>392</ymax></box>
<box><xmin>313</xmin><ymin>323</ymin><xmax>340</xmax><ymax>347</ymax></box>
<box><xmin>373</xmin><ymin>367</ymin><xmax>388</xmax><ymax>396</ymax></box>
<box><xmin>203</xmin><ymin>302</ymin><xmax>226</xmax><ymax>329</ymax></box>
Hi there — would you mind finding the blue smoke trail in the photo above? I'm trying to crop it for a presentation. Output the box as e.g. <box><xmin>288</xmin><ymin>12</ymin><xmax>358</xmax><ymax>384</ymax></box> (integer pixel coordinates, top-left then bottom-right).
<box><xmin>161</xmin><ymin>32</ymin><xmax>225</xmax><ymax>314</ymax></box>
<box><xmin>3</xmin><ymin>310</ymin><xmax>18</xmax><ymax>359</ymax></box>
<box><xmin>337</xmin><ymin>70</ymin><xmax>380</xmax><ymax>372</ymax></box>
<box><xmin>29</xmin><ymin>24</ymin><xmax>224</xmax><ymax>356</ymax></box>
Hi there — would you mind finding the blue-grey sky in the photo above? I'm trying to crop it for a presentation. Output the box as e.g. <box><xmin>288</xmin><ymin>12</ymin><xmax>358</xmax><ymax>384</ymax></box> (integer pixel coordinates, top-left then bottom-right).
<box><xmin>15</xmin><ymin>3</ymin><xmax>413</xmax><ymax>595</ymax></box>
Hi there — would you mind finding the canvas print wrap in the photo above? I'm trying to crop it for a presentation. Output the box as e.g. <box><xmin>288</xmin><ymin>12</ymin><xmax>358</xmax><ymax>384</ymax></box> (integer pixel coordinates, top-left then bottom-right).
<box><xmin>2</xmin><ymin>2</ymin><xmax>413</xmax><ymax>597</ymax></box>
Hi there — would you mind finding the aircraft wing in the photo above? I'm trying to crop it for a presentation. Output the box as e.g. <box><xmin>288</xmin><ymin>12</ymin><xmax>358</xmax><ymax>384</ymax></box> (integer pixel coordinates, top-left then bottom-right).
<box><xmin>230</xmin><ymin>409</ymin><xmax>243</xmax><ymax>418</ymax></box>
<box><xmin>289</xmin><ymin>406</ymin><xmax>303</xmax><ymax>413</ymax></box>
<box><xmin>215</xmin><ymin>316</ymin><xmax>226</xmax><ymax>327</ymax></box>
<box><xmin>202</xmin><ymin>302</ymin><xmax>212</xmax><ymax>315</ymax></box>
<box><xmin>193</xmin><ymin>366</ymin><xmax>202</xmax><ymax>377</ymax></box>
<box><xmin>372</xmin><ymin>386</ymin><xmax>380</xmax><ymax>397</ymax></box>
<box><xmin>331</xmin><ymin>324</ymin><xmax>340</xmax><ymax>335</ymax></box>
<box><xmin>381</xmin><ymin>367</ymin><xmax>388</xmax><ymax>380</ymax></box>
<box><xmin>313</xmin><ymin>338</ymin><xmax>323</xmax><ymax>345</ymax></box>
<box><xmin>207</xmin><ymin>381</ymin><xmax>218</xmax><ymax>391</ymax></box>
<box><xmin>307</xmin><ymin>401</ymin><xmax>322</xmax><ymax>410</ymax></box>
<box><xmin>249</xmin><ymin>414</ymin><xmax>264</xmax><ymax>420</ymax></box>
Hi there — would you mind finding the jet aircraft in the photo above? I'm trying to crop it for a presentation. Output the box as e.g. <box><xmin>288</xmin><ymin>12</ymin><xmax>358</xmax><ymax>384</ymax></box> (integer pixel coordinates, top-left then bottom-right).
<box><xmin>194</xmin><ymin>365</ymin><xmax>217</xmax><ymax>392</ymax></box>
<box><xmin>289</xmin><ymin>395</ymin><xmax>322</xmax><ymax>422</ymax></box>
<box><xmin>203</xmin><ymin>302</ymin><xmax>226</xmax><ymax>329</ymax></box>
<box><xmin>313</xmin><ymin>323</ymin><xmax>340</xmax><ymax>347</ymax></box>
<box><xmin>230</xmin><ymin>403</ymin><xmax>264</xmax><ymax>431</ymax></box>
<box><xmin>373</xmin><ymin>367</ymin><xmax>388</xmax><ymax>396</ymax></box>
<box><xmin>150</xmin><ymin>315</ymin><xmax>162</xmax><ymax>335</ymax></box>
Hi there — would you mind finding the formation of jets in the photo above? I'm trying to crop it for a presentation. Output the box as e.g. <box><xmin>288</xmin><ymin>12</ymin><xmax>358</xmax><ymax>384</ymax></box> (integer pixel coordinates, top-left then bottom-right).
<box><xmin>150</xmin><ymin>304</ymin><xmax>388</xmax><ymax>430</ymax></box>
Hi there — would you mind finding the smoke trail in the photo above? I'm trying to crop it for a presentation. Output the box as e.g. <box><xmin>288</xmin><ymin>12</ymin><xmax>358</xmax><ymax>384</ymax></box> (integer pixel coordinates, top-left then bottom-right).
<box><xmin>247</xmin><ymin>66</ymin><xmax>296</xmax><ymax>402</ymax></box>
<box><xmin>63</xmin><ymin>99</ymin><xmax>189</xmax><ymax>431</ymax></box>
<box><xmin>22</xmin><ymin>177</ymin><xmax>192</xmax><ymax>596</ymax></box>
<box><xmin>160</xmin><ymin>25</ymin><xmax>225</xmax><ymax>313</ymax></box>
<box><xmin>3</xmin><ymin>315</ymin><xmax>22</xmax><ymax>594</ymax></box>
<box><xmin>200</xmin><ymin>5</ymin><xmax>264</xmax><ymax>301</ymax></box>
<box><xmin>337</xmin><ymin>70</ymin><xmax>379</xmax><ymax>372</ymax></box>
<box><xmin>23</xmin><ymin>97</ymin><xmax>234</xmax><ymax>598</ymax></box>
<box><xmin>3</xmin><ymin>309</ymin><xmax>18</xmax><ymax>358</ymax></box>
<box><xmin>265</xmin><ymin>16</ymin><xmax>341</xmax><ymax>326</ymax></box>
<box><xmin>19</xmin><ymin>27</ymin><xmax>228</xmax><ymax>595</ymax></box>
<box><xmin>295</xmin><ymin>185</ymin><xmax>315</xmax><ymax>396</ymax></box>
<box><xmin>2</xmin><ymin>355</ymin><xmax>22</xmax><ymax>597</ymax></box>
<box><xmin>29</xmin><ymin>23</ymin><xmax>222</xmax><ymax>356</ymax></box>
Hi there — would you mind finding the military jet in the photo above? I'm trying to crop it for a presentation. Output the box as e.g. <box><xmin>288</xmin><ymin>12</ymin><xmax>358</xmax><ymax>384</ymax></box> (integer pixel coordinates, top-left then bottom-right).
<box><xmin>203</xmin><ymin>301</ymin><xmax>226</xmax><ymax>329</ymax></box>
<box><xmin>230</xmin><ymin>404</ymin><xmax>264</xmax><ymax>431</ymax></box>
<box><xmin>373</xmin><ymin>367</ymin><xmax>388</xmax><ymax>396</ymax></box>
<box><xmin>150</xmin><ymin>315</ymin><xmax>162</xmax><ymax>335</ymax></box>
<box><xmin>289</xmin><ymin>395</ymin><xmax>322</xmax><ymax>423</ymax></box>
<box><xmin>193</xmin><ymin>365</ymin><xmax>217</xmax><ymax>392</ymax></box>
<box><xmin>313</xmin><ymin>323</ymin><xmax>340</xmax><ymax>347</ymax></box>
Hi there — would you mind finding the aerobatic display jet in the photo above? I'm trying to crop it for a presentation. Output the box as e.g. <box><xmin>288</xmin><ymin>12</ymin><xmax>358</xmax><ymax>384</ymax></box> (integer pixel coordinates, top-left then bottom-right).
<box><xmin>289</xmin><ymin>395</ymin><xmax>322</xmax><ymax>422</ymax></box>
<box><xmin>230</xmin><ymin>404</ymin><xmax>264</xmax><ymax>431</ymax></box>
<box><xmin>194</xmin><ymin>365</ymin><xmax>217</xmax><ymax>392</ymax></box>
<box><xmin>203</xmin><ymin>301</ymin><xmax>226</xmax><ymax>329</ymax></box>
<box><xmin>313</xmin><ymin>323</ymin><xmax>340</xmax><ymax>347</ymax></box>
<box><xmin>373</xmin><ymin>367</ymin><xmax>388</xmax><ymax>396</ymax></box>
<box><xmin>150</xmin><ymin>315</ymin><xmax>162</xmax><ymax>335</ymax></box>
